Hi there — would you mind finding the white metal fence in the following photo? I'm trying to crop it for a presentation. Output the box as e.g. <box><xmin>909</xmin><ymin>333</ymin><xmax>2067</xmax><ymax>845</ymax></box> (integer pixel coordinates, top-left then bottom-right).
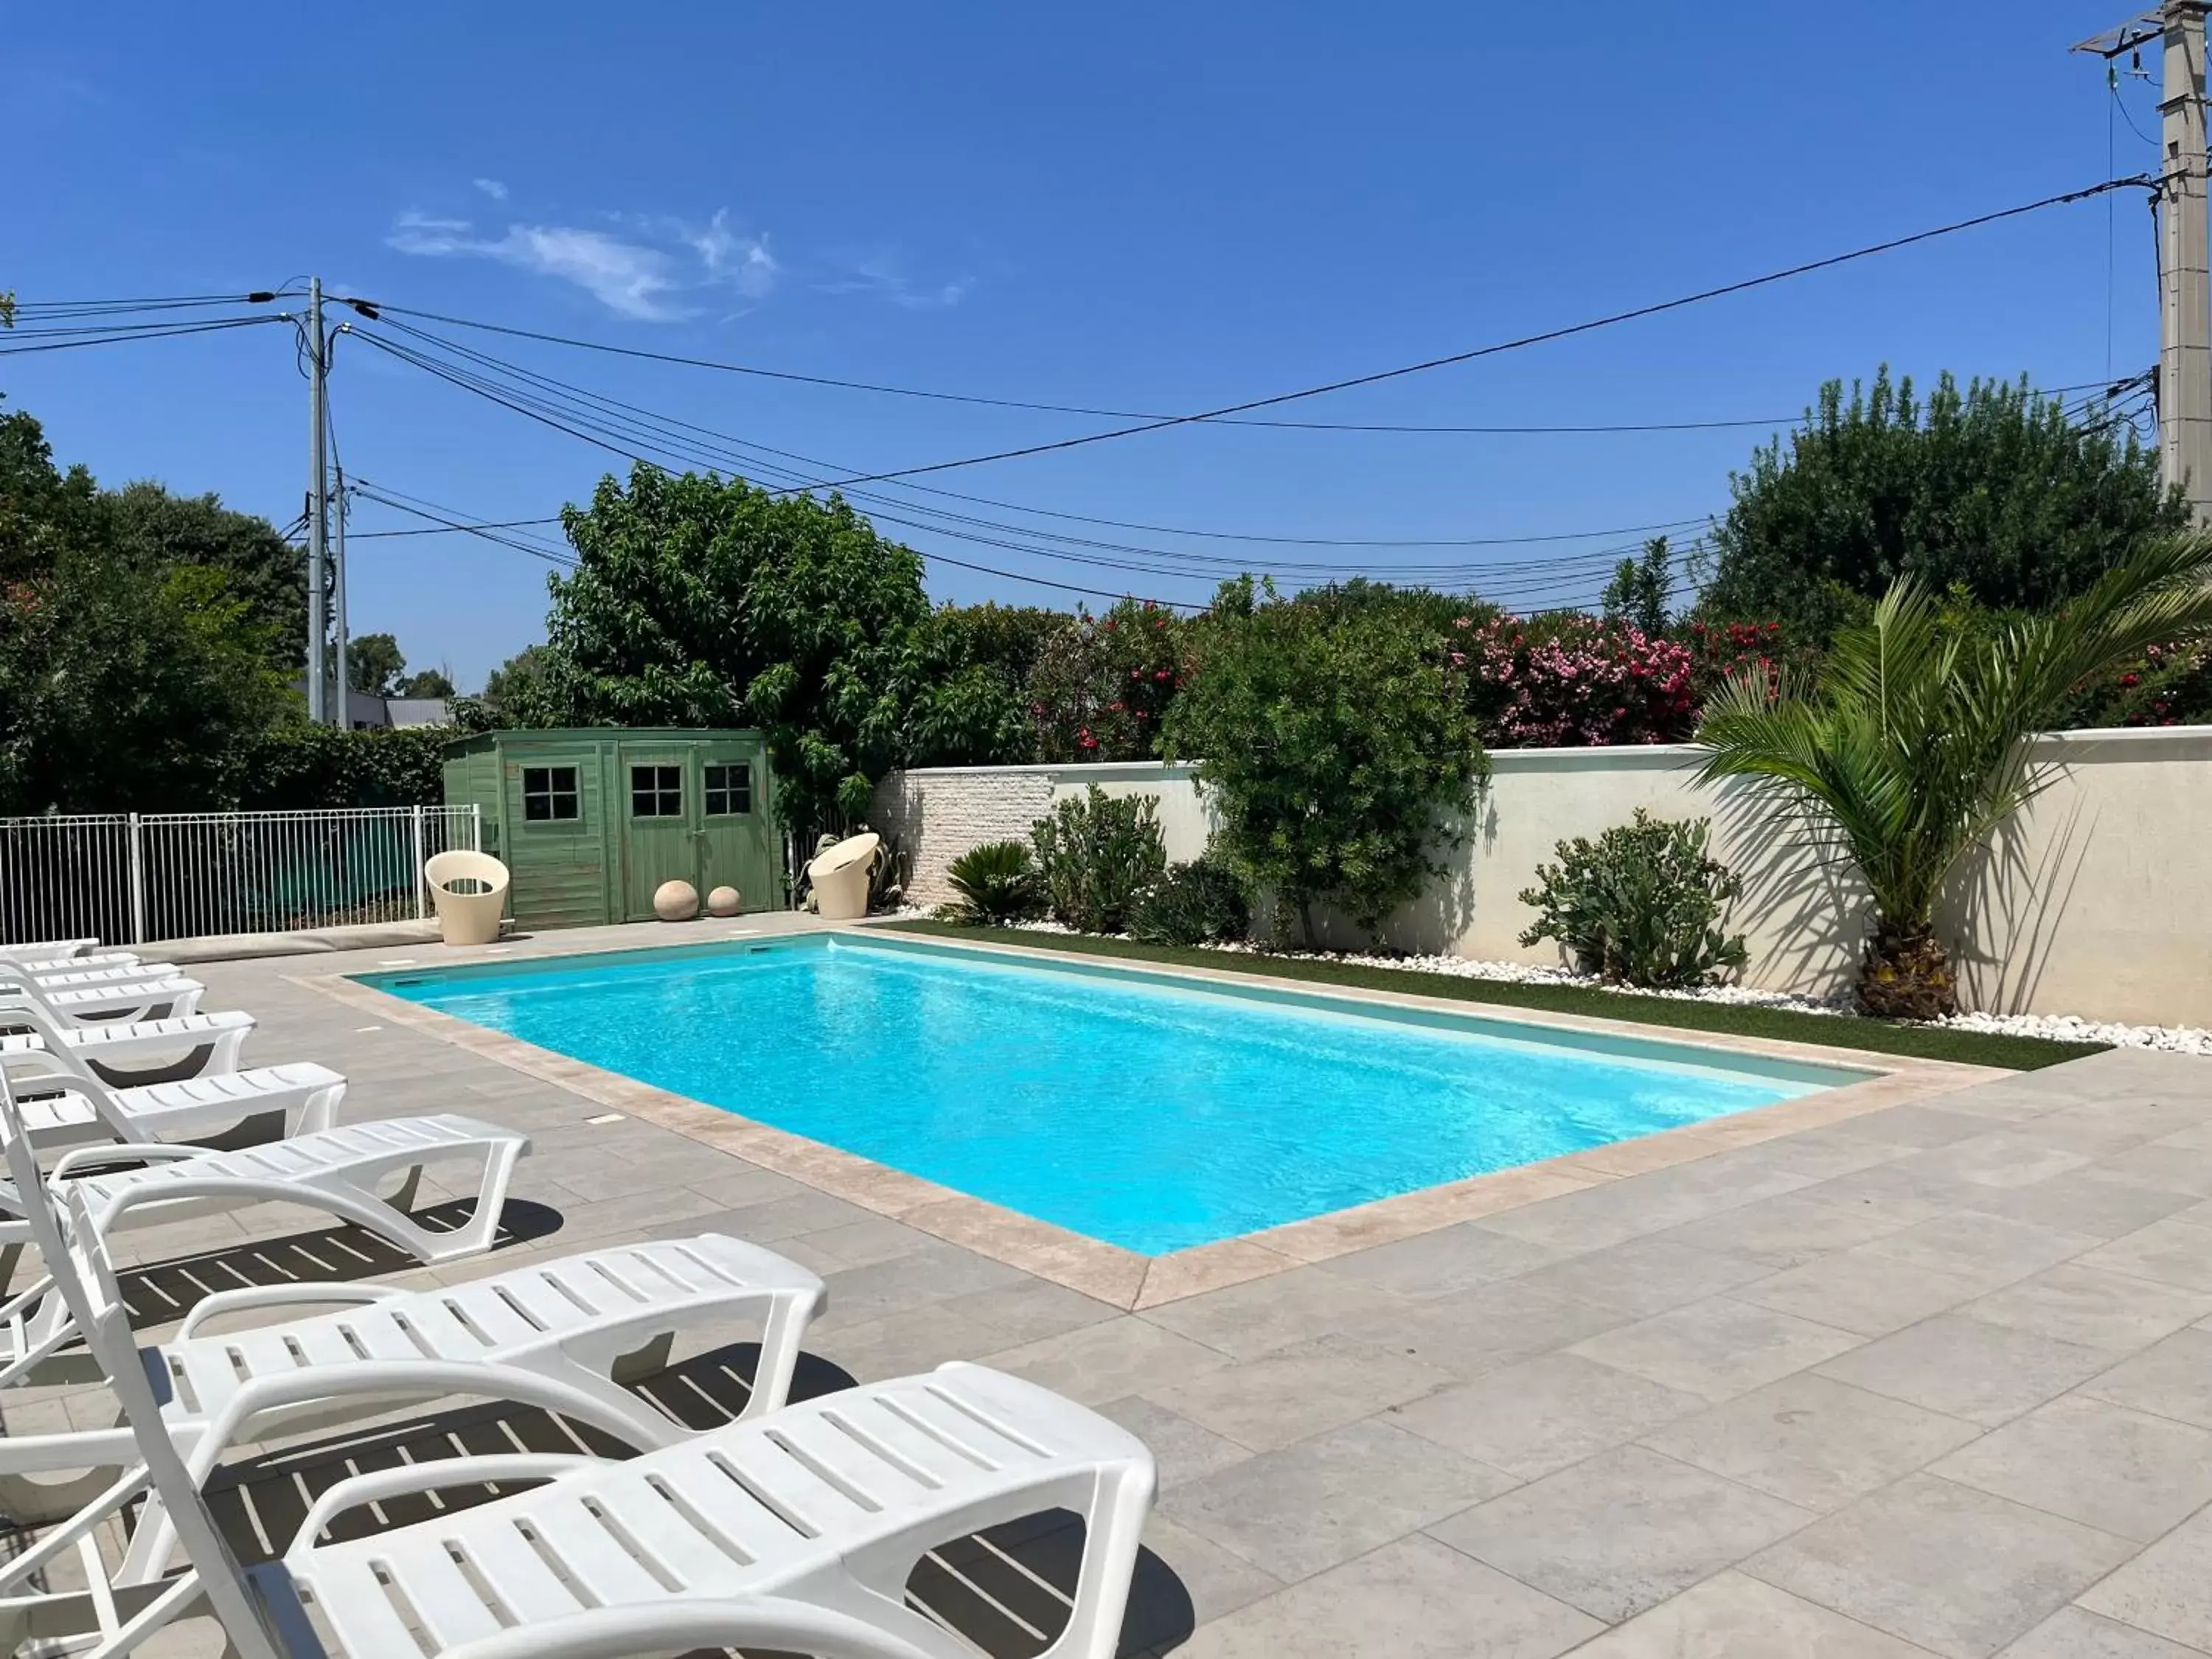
<box><xmin>0</xmin><ymin>806</ymin><xmax>481</xmax><ymax>947</ymax></box>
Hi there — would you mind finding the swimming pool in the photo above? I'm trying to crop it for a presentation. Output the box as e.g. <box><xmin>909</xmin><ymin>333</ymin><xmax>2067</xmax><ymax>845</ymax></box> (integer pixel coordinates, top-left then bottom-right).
<box><xmin>361</xmin><ymin>934</ymin><xmax>1871</xmax><ymax>1254</ymax></box>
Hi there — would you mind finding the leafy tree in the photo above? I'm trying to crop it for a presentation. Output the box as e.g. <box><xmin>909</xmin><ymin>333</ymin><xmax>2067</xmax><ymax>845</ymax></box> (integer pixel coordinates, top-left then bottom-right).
<box><xmin>0</xmin><ymin>551</ymin><xmax>292</xmax><ymax>813</ymax></box>
<box><xmin>347</xmin><ymin>632</ymin><xmax>407</xmax><ymax>697</ymax></box>
<box><xmin>1601</xmin><ymin>536</ymin><xmax>1674</xmax><ymax>636</ymax></box>
<box><xmin>1699</xmin><ymin>369</ymin><xmax>2188</xmax><ymax>640</ymax></box>
<box><xmin>0</xmin><ymin>397</ymin><xmax>317</xmax><ymax>813</ymax></box>
<box><xmin>102</xmin><ymin>481</ymin><xmax>306</xmax><ymax>667</ymax></box>
<box><xmin>1694</xmin><ymin>534</ymin><xmax>2212</xmax><ymax>1019</ymax></box>
<box><xmin>1165</xmin><ymin>580</ymin><xmax>1488</xmax><ymax>942</ymax></box>
<box><xmin>894</xmin><ymin>605</ymin><xmax>1048</xmax><ymax>768</ymax></box>
<box><xmin>475</xmin><ymin>644</ymin><xmax>551</xmax><ymax>720</ymax></box>
<box><xmin>1026</xmin><ymin>598</ymin><xmax>1185</xmax><ymax>762</ymax></box>
<box><xmin>0</xmin><ymin>402</ymin><xmax>100</xmax><ymax>585</ymax></box>
<box><xmin>530</xmin><ymin>465</ymin><xmax>928</xmax><ymax>835</ymax></box>
<box><xmin>397</xmin><ymin>666</ymin><xmax>456</xmax><ymax>699</ymax></box>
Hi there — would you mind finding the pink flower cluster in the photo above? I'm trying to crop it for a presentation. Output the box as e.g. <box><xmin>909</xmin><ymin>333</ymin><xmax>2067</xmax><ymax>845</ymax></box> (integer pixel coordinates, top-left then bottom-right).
<box><xmin>1461</xmin><ymin>615</ymin><xmax>1699</xmax><ymax>746</ymax></box>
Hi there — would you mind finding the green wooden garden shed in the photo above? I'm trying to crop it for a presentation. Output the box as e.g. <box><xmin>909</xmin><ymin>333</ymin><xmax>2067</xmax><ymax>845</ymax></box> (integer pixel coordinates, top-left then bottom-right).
<box><xmin>442</xmin><ymin>728</ymin><xmax>785</xmax><ymax>930</ymax></box>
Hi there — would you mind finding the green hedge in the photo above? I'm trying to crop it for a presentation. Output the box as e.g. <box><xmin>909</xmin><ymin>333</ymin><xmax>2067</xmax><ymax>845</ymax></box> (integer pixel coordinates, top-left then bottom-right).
<box><xmin>239</xmin><ymin>726</ymin><xmax>450</xmax><ymax>810</ymax></box>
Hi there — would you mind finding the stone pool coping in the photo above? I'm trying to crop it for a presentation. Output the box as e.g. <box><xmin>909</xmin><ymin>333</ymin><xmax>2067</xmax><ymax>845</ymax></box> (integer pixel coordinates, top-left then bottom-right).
<box><xmin>305</xmin><ymin>924</ymin><xmax>2006</xmax><ymax>1312</ymax></box>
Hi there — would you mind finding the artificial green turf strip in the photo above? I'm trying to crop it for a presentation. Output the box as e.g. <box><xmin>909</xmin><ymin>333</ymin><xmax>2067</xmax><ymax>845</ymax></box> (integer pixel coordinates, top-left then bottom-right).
<box><xmin>879</xmin><ymin>920</ymin><xmax>2110</xmax><ymax>1071</ymax></box>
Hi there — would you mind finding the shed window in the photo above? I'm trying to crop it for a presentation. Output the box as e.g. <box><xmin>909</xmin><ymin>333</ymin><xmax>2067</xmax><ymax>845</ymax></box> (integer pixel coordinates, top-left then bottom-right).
<box><xmin>704</xmin><ymin>762</ymin><xmax>752</xmax><ymax>816</ymax></box>
<box><xmin>521</xmin><ymin>766</ymin><xmax>580</xmax><ymax>822</ymax></box>
<box><xmin>630</xmin><ymin>765</ymin><xmax>684</xmax><ymax>818</ymax></box>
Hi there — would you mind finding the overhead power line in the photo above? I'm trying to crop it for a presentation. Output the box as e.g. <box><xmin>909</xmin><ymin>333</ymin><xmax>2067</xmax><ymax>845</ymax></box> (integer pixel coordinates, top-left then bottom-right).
<box><xmin>338</xmin><ymin>299</ymin><xmax>1811</xmax><ymax>436</ymax></box>
<box><xmin>0</xmin><ymin>316</ymin><xmax>286</xmax><ymax>355</ymax></box>
<box><xmin>349</xmin><ymin>326</ymin><xmax>1694</xmax><ymax>594</ymax></box>
<box><xmin>793</xmin><ymin>175</ymin><xmax>2159</xmax><ymax>488</ymax></box>
<box><xmin>358</xmin><ymin>319</ymin><xmax>1708</xmax><ymax>580</ymax></box>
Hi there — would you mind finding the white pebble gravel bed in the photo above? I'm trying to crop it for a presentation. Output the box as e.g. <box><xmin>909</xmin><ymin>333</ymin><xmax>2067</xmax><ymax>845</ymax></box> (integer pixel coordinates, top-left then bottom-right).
<box><xmin>897</xmin><ymin>911</ymin><xmax>2211</xmax><ymax>1057</ymax></box>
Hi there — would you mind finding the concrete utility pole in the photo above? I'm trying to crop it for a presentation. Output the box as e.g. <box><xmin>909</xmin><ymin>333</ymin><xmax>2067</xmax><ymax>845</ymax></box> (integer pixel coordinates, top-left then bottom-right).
<box><xmin>305</xmin><ymin>276</ymin><xmax>330</xmax><ymax>723</ymax></box>
<box><xmin>2079</xmin><ymin>4</ymin><xmax>2212</xmax><ymax>523</ymax></box>
<box><xmin>333</xmin><ymin>472</ymin><xmax>350</xmax><ymax>728</ymax></box>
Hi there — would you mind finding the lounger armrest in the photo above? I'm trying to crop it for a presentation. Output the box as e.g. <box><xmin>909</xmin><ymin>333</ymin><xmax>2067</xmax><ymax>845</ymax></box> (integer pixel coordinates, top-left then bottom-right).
<box><xmin>175</xmin><ymin>1282</ymin><xmax>400</xmax><ymax>1339</ymax></box>
<box><xmin>51</xmin><ymin>1144</ymin><xmax>201</xmax><ymax>1179</ymax></box>
<box><xmin>0</xmin><ymin>1426</ymin><xmax>141</xmax><ymax>1474</ymax></box>
<box><xmin>186</xmin><ymin>1358</ymin><xmax>673</xmax><ymax>1486</ymax></box>
<box><xmin>440</xmin><ymin>1598</ymin><xmax>945</xmax><ymax>1659</ymax></box>
<box><xmin>286</xmin><ymin>1455</ymin><xmax>599</xmax><ymax>1558</ymax></box>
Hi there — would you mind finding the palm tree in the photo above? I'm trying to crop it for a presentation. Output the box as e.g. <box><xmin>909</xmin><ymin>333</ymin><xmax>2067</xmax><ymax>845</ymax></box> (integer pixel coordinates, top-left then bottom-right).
<box><xmin>1694</xmin><ymin>534</ymin><xmax>2212</xmax><ymax>1019</ymax></box>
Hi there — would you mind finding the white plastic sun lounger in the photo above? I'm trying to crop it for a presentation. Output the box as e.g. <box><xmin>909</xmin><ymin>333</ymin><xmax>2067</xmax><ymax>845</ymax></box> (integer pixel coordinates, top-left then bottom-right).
<box><xmin>7</xmin><ymin>950</ymin><xmax>147</xmax><ymax>977</ymax></box>
<box><xmin>0</xmin><ymin>1083</ymin><xmax>531</xmax><ymax>1388</ymax></box>
<box><xmin>0</xmin><ymin>938</ymin><xmax>101</xmax><ymax>966</ymax></box>
<box><xmin>20</xmin><ymin>1178</ymin><xmax>1149</xmax><ymax>1659</ymax></box>
<box><xmin>1</xmin><ymin>1048</ymin><xmax>344</xmax><ymax>1151</ymax></box>
<box><xmin>24</xmin><ymin>959</ymin><xmax>180</xmax><ymax>991</ymax></box>
<box><xmin>0</xmin><ymin>1088</ymin><xmax>826</xmax><ymax>1551</ymax></box>
<box><xmin>0</xmin><ymin>994</ymin><xmax>254</xmax><ymax>1082</ymax></box>
<box><xmin>0</xmin><ymin>967</ymin><xmax>204</xmax><ymax>1021</ymax></box>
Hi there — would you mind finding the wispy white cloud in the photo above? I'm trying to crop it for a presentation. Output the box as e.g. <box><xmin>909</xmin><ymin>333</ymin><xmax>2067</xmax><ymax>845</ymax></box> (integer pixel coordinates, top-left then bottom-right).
<box><xmin>817</xmin><ymin>258</ymin><xmax>971</xmax><ymax>311</ymax></box>
<box><xmin>388</xmin><ymin>212</ymin><xmax>686</xmax><ymax>320</ymax></box>
<box><xmin>677</xmin><ymin>209</ymin><xmax>777</xmax><ymax>299</ymax></box>
<box><xmin>386</xmin><ymin>205</ymin><xmax>778</xmax><ymax>321</ymax></box>
<box><xmin>472</xmin><ymin>177</ymin><xmax>508</xmax><ymax>201</ymax></box>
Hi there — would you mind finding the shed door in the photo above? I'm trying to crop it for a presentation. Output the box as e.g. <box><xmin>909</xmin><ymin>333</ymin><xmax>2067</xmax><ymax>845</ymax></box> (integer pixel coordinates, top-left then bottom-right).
<box><xmin>618</xmin><ymin>745</ymin><xmax>700</xmax><ymax>920</ymax></box>
<box><xmin>697</xmin><ymin>751</ymin><xmax>776</xmax><ymax>912</ymax></box>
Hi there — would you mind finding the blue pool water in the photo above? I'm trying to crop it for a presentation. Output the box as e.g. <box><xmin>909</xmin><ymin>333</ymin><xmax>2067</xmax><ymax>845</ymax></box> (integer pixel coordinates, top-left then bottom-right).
<box><xmin>362</xmin><ymin>936</ymin><xmax>1865</xmax><ymax>1254</ymax></box>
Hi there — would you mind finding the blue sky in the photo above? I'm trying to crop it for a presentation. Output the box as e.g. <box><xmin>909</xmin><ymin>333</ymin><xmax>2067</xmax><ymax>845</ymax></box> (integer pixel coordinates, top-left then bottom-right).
<box><xmin>4</xmin><ymin>1</ymin><xmax>2167</xmax><ymax>687</ymax></box>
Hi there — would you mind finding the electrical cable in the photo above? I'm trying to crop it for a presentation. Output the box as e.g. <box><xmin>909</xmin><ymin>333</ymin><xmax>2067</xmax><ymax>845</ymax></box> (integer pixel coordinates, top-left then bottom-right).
<box><xmin>795</xmin><ymin>176</ymin><xmax>2161</xmax><ymax>487</ymax></box>
<box><xmin>338</xmin><ymin>298</ymin><xmax>1813</xmax><ymax>435</ymax></box>
<box><xmin>0</xmin><ymin>316</ymin><xmax>285</xmax><ymax>355</ymax></box>
<box><xmin>351</xmin><ymin>329</ymin><xmax>1691</xmax><ymax>600</ymax></box>
<box><xmin>370</xmin><ymin>311</ymin><xmax>1719</xmax><ymax>550</ymax></box>
<box><xmin>351</xmin><ymin>323</ymin><xmax>1713</xmax><ymax>579</ymax></box>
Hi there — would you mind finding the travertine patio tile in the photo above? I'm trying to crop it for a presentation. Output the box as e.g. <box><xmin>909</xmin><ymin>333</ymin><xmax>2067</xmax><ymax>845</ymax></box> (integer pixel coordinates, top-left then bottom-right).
<box><xmin>2077</xmin><ymin>1217</ymin><xmax>2212</xmax><ymax>1293</ymax></box>
<box><xmin>2079</xmin><ymin>1506</ymin><xmax>2212</xmax><ymax>1650</ymax></box>
<box><xmin>1342</xmin><ymin>1276</ymin><xmax>1630</xmax><ymax>1379</ymax></box>
<box><xmin>1930</xmin><ymin>1394</ymin><xmax>2212</xmax><ymax>1543</ymax></box>
<box><xmin>1173</xmin><ymin>1534</ymin><xmax>1601</xmax><ymax>1659</ymax></box>
<box><xmin>2081</xmin><ymin>1327</ymin><xmax>2212</xmax><ymax>1427</ymax></box>
<box><xmin>1745</xmin><ymin>1472</ymin><xmax>2135</xmax><ymax>1659</ymax></box>
<box><xmin>1733</xmin><ymin>1249</ymin><xmax>1992</xmax><ymax>1338</ymax></box>
<box><xmin>1968</xmin><ymin>1172</ymin><xmax>2204</xmax><ymax>1241</ymax></box>
<box><xmin>1856</xmin><ymin>1211</ymin><xmax>2099</xmax><ymax>1293</ymax></box>
<box><xmin>1138</xmin><ymin>1264</ymin><xmax>1391</xmax><ymax>1360</ymax></box>
<box><xmin>1569</xmin><ymin>1295</ymin><xmax>1862</xmax><ymax>1402</ymax></box>
<box><xmin>1511</xmin><ymin>1235</ymin><xmax>1773</xmax><ymax>1317</ymax></box>
<box><xmin>2081</xmin><ymin>1145</ymin><xmax>2212</xmax><ymax>1198</ymax></box>
<box><xmin>1996</xmin><ymin>1605</ymin><xmax>2210</xmax><ymax>1658</ymax></box>
<box><xmin>807</xmin><ymin>1241</ymin><xmax>1029</xmax><ymax>1332</ymax></box>
<box><xmin>1568</xmin><ymin>1571</ymin><xmax>1944</xmax><ymax>1658</ymax></box>
<box><xmin>1815</xmin><ymin>1314</ymin><xmax>2122</xmax><ymax>1427</ymax></box>
<box><xmin>1161</xmin><ymin>1417</ymin><xmax>1516</xmax><ymax>1582</ymax></box>
<box><xmin>981</xmin><ymin>1316</ymin><xmax>1229</xmax><ymax>1407</ymax></box>
<box><xmin>1654</xmin><ymin>1190</ymin><xmax>1919</xmax><ymax>1270</ymax></box>
<box><xmin>1430</xmin><ymin>1444</ymin><xmax>1815</xmax><ymax>1622</ymax></box>
<box><xmin>1641</xmin><ymin>1373</ymin><xmax>1982</xmax><ymax>1512</ymax></box>
<box><xmin>1392</xmin><ymin>1351</ymin><xmax>1705</xmax><ymax>1479</ymax></box>
<box><xmin>1146</xmin><ymin>1334</ymin><xmax>1453</xmax><ymax>1451</ymax></box>
<box><xmin>1899</xmin><ymin>1134</ymin><xmax>2093</xmax><ymax>1190</ymax></box>
<box><xmin>1318</xmin><ymin>1220</ymin><xmax>1562</xmax><ymax>1299</ymax></box>
<box><xmin>1965</xmin><ymin>1265</ymin><xmax>2212</xmax><ymax>1352</ymax></box>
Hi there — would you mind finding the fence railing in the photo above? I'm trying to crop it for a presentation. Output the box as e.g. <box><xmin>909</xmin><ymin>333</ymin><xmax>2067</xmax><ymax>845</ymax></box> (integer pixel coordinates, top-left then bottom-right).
<box><xmin>0</xmin><ymin>806</ymin><xmax>481</xmax><ymax>947</ymax></box>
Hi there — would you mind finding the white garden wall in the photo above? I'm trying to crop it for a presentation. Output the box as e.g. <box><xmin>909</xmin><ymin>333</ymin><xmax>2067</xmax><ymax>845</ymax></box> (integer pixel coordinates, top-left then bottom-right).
<box><xmin>870</xmin><ymin>726</ymin><xmax>2212</xmax><ymax>1029</ymax></box>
